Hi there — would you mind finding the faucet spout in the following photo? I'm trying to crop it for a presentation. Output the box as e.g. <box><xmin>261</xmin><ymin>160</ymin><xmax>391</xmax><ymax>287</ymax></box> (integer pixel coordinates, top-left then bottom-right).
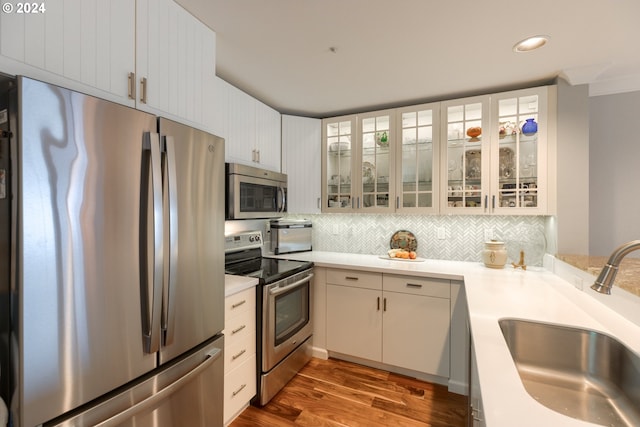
<box><xmin>591</xmin><ymin>240</ymin><xmax>640</xmax><ymax>294</ymax></box>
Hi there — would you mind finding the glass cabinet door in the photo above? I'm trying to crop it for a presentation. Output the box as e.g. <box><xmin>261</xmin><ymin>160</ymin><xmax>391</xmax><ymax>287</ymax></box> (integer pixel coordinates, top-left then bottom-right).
<box><xmin>396</xmin><ymin>104</ymin><xmax>439</xmax><ymax>212</ymax></box>
<box><xmin>441</xmin><ymin>97</ymin><xmax>489</xmax><ymax>213</ymax></box>
<box><xmin>491</xmin><ymin>88</ymin><xmax>548</xmax><ymax>213</ymax></box>
<box><xmin>358</xmin><ymin>110</ymin><xmax>395</xmax><ymax>212</ymax></box>
<box><xmin>323</xmin><ymin>116</ymin><xmax>356</xmax><ymax>211</ymax></box>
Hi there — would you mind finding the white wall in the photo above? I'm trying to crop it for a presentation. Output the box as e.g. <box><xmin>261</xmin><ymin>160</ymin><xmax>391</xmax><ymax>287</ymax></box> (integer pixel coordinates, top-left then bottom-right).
<box><xmin>555</xmin><ymin>80</ymin><xmax>590</xmax><ymax>256</ymax></box>
<box><xmin>589</xmin><ymin>90</ymin><xmax>640</xmax><ymax>256</ymax></box>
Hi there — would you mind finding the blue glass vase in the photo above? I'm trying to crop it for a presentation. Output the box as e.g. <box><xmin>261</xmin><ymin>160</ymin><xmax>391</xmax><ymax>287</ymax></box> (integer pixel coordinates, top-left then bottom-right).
<box><xmin>522</xmin><ymin>118</ymin><xmax>538</xmax><ymax>136</ymax></box>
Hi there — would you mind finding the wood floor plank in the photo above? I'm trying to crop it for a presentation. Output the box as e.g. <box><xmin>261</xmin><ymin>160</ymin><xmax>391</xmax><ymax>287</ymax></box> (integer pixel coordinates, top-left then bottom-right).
<box><xmin>229</xmin><ymin>358</ymin><xmax>468</xmax><ymax>427</ymax></box>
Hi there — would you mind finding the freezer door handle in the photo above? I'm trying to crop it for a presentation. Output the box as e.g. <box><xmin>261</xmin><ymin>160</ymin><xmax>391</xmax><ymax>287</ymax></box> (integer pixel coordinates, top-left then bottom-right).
<box><xmin>162</xmin><ymin>135</ymin><xmax>179</xmax><ymax>346</ymax></box>
<box><xmin>141</xmin><ymin>132</ymin><xmax>164</xmax><ymax>354</ymax></box>
<box><xmin>93</xmin><ymin>347</ymin><xmax>222</xmax><ymax>427</ymax></box>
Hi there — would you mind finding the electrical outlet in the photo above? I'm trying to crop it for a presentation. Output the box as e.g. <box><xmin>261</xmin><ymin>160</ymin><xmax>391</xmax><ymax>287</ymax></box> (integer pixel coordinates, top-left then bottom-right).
<box><xmin>484</xmin><ymin>228</ymin><xmax>494</xmax><ymax>241</ymax></box>
<box><xmin>572</xmin><ymin>276</ymin><xmax>584</xmax><ymax>290</ymax></box>
<box><xmin>436</xmin><ymin>227</ymin><xmax>446</xmax><ymax>240</ymax></box>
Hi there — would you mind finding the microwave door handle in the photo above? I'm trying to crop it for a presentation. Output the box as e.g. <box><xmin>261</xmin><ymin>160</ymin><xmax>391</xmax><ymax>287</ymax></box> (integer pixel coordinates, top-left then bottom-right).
<box><xmin>280</xmin><ymin>186</ymin><xmax>286</xmax><ymax>212</ymax></box>
<box><xmin>141</xmin><ymin>132</ymin><xmax>164</xmax><ymax>354</ymax></box>
<box><xmin>162</xmin><ymin>135</ymin><xmax>179</xmax><ymax>346</ymax></box>
<box><xmin>276</xmin><ymin>186</ymin><xmax>285</xmax><ymax>213</ymax></box>
<box><xmin>269</xmin><ymin>273</ymin><xmax>314</xmax><ymax>296</ymax></box>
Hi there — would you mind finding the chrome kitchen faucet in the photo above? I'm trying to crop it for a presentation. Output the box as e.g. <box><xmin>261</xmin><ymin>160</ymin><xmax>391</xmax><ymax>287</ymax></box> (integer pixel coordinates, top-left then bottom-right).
<box><xmin>591</xmin><ymin>240</ymin><xmax>640</xmax><ymax>294</ymax></box>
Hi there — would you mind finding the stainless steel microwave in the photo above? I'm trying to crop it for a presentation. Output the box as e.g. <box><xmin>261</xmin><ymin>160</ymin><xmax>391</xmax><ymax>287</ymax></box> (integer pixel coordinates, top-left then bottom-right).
<box><xmin>225</xmin><ymin>163</ymin><xmax>287</xmax><ymax>219</ymax></box>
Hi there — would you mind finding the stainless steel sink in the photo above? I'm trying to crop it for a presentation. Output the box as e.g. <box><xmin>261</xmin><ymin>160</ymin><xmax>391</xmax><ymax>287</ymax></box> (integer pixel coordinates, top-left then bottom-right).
<box><xmin>499</xmin><ymin>318</ymin><xmax>640</xmax><ymax>427</ymax></box>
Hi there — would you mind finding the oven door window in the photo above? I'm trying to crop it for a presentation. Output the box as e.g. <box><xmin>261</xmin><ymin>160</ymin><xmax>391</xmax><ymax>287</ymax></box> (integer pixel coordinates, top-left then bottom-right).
<box><xmin>274</xmin><ymin>282</ymin><xmax>310</xmax><ymax>346</ymax></box>
<box><xmin>239</xmin><ymin>181</ymin><xmax>278</xmax><ymax>213</ymax></box>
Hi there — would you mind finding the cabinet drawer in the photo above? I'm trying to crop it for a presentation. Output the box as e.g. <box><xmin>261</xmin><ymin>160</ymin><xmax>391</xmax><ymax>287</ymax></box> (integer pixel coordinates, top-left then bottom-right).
<box><xmin>224</xmin><ymin>354</ymin><xmax>257</xmax><ymax>425</ymax></box>
<box><xmin>326</xmin><ymin>268</ymin><xmax>382</xmax><ymax>290</ymax></box>
<box><xmin>225</xmin><ymin>287</ymin><xmax>256</xmax><ymax>321</ymax></box>
<box><xmin>383</xmin><ymin>274</ymin><xmax>450</xmax><ymax>298</ymax></box>
<box><xmin>224</xmin><ymin>332</ymin><xmax>256</xmax><ymax>374</ymax></box>
<box><xmin>223</xmin><ymin>311</ymin><xmax>255</xmax><ymax>347</ymax></box>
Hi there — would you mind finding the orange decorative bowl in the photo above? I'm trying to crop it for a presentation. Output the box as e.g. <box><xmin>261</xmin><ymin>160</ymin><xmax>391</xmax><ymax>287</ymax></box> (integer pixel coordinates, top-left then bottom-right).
<box><xmin>466</xmin><ymin>127</ymin><xmax>482</xmax><ymax>138</ymax></box>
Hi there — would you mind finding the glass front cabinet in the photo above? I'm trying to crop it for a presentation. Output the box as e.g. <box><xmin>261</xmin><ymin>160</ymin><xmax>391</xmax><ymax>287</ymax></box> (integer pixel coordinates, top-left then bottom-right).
<box><xmin>489</xmin><ymin>87</ymin><xmax>553</xmax><ymax>215</ymax></box>
<box><xmin>322</xmin><ymin>86</ymin><xmax>555</xmax><ymax>215</ymax></box>
<box><xmin>322</xmin><ymin>111</ymin><xmax>396</xmax><ymax>213</ymax></box>
<box><xmin>395</xmin><ymin>103</ymin><xmax>440</xmax><ymax>213</ymax></box>
<box><xmin>440</xmin><ymin>96</ymin><xmax>490</xmax><ymax>214</ymax></box>
<box><xmin>323</xmin><ymin>115</ymin><xmax>356</xmax><ymax>212</ymax></box>
<box><xmin>440</xmin><ymin>86</ymin><xmax>554</xmax><ymax>215</ymax></box>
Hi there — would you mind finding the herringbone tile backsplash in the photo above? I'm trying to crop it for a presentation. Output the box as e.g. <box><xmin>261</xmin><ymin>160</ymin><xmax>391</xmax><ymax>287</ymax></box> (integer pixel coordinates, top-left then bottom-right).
<box><xmin>283</xmin><ymin>214</ymin><xmax>548</xmax><ymax>266</ymax></box>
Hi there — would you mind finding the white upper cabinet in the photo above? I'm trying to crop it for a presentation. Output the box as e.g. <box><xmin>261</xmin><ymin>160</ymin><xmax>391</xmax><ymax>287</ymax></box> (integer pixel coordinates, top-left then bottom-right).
<box><xmin>0</xmin><ymin>0</ymin><xmax>135</xmax><ymax>105</ymax></box>
<box><xmin>0</xmin><ymin>0</ymin><xmax>217</xmax><ymax>132</ymax></box>
<box><xmin>489</xmin><ymin>87</ymin><xmax>555</xmax><ymax>215</ymax></box>
<box><xmin>134</xmin><ymin>0</ymin><xmax>216</xmax><ymax>131</ymax></box>
<box><xmin>440</xmin><ymin>86</ymin><xmax>555</xmax><ymax>215</ymax></box>
<box><xmin>322</xmin><ymin>111</ymin><xmax>396</xmax><ymax>213</ymax></box>
<box><xmin>225</xmin><ymin>82</ymin><xmax>281</xmax><ymax>172</ymax></box>
<box><xmin>395</xmin><ymin>103</ymin><xmax>440</xmax><ymax>213</ymax></box>
<box><xmin>282</xmin><ymin>115</ymin><xmax>322</xmax><ymax>214</ymax></box>
<box><xmin>440</xmin><ymin>96</ymin><xmax>491</xmax><ymax>214</ymax></box>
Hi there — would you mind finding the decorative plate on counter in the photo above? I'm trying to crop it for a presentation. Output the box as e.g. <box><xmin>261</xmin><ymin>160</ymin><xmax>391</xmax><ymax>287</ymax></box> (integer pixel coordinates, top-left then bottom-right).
<box><xmin>389</xmin><ymin>230</ymin><xmax>417</xmax><ymax>251</ymax></box>
<box><xmin>378</xmin><ymin>255</ymin><xmax>425</xmax><ymax>262</ymax></box>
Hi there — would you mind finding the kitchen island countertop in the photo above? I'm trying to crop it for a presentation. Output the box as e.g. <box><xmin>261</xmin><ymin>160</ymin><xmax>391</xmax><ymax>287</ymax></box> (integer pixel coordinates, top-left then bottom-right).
<box><xmin>269</xmin><ymin>250</ymin><xmax>640</xmax><ymax>427</ymax></box>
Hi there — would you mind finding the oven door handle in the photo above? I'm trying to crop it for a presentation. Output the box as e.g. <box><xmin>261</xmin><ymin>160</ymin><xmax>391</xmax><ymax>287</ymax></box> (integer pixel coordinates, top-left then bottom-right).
<box><xmin>269</xmin><ymin>273</ymin><xmax>314</xmax><ymax>296</ymax></box>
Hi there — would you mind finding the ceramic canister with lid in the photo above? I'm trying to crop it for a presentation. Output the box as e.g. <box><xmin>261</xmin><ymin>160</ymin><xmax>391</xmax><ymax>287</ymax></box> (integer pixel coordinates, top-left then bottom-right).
<box><xmin>482</xmin><ymin>240</ymin><xmax>507</xmax><ymax>269</ymax></box>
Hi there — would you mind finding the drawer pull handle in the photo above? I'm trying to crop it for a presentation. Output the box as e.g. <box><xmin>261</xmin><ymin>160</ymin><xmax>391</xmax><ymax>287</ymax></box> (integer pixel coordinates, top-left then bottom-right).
<box><xmin>231</xmin><ymin>300</ymin><xmax>246</xmax><ymax>309</ymax></box>
<box><xmin>232</xmin><ymin>349</ymin><xmax>247</xmax><ymax>360</ymax></box>
<box><xmin>345</xmin><ymin>276</ymin><xmax>359</xmax><ymax>281</ymax></box>
<box><xmin>232</xmin><ymin>383</ymin><xmax>247</xmax><ymax>397</ymax></box>
<box><xmin>406</xmin><ymin>283</ymin><xmax>423</xmax><ymax>289</ymax></box>
<box><xmin>231</xmin><ymin>324</ymin><xmax>247</xmax><ymax>335</ymax></box>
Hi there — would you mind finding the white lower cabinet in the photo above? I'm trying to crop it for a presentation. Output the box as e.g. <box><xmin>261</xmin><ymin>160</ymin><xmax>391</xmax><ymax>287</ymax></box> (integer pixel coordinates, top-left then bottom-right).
<box><xmin>326</xmin><ymin>269</ymin><xmax>450</xmax><ymax>378</ymax></box>
<box><xmin>223</xmin><ymin>287</ymin><xmax>256</xmax><ymax>426</ymax></box>
<box><xmin>469</xmin><ymin>337</ymin><xmax>486</xmax><ymax>426</ymax></box>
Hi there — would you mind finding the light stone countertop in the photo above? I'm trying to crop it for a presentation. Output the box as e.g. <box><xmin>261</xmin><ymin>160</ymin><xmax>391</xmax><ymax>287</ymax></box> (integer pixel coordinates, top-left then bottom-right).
<box><xmin>268</xmin><ymin>250</ymin><xmax>640</xmax><ymax>427</ymax></box>
<box><xmin>224</xmin><ymin>274</ymin><xmax>258</xmax><ymax>297</ymax></box>
<box><xmin>557</xmin><ymin>253</ymin><xmax>640</xmax><ymax>297</ymax></box>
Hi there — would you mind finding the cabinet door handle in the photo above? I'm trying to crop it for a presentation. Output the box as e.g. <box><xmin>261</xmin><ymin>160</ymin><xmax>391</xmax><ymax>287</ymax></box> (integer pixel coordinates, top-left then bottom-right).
<box><xmin>232</xmin><ymin>383</ymin><xmax>247</xmax><ymax>397</ymax></box>
<box><xmin>231</xmin><ymin>299</ymin><xmax>246</xmax><ymax>309</ymax></box>
<box><xmin>231</xmin><ymin>324</ymin><xmax>246</xmax><ymax>335</ymax></box>
<box><xmin>377</xmin><ymin>296</ymin><xmax>380</xmax><ymax>311</ymax></box>
<box><xmin>492</xmin><ymin>195</ymin><xmax>496</xmax><ymax>210</ymax></box>
<box><xmin>127</xmin><ymin>72</ymin><xmax>135</xmax><ymax>100</ymax></box>
<box><xmin>406</xmin><ymin>283</ymin><xmax>422</xmax><ymax>289</ymax></box>
<box><xmin>396</xmin><ymin>196</ymin><xmax>400</xmax><ymax>209</ymax></box>
<box><xmin>140</xmin><ymin>77</ymin><xmax>148</xmax><ymax>104</ymax></box>
<box><xmin>484</xmin><ymin>195</ymin><xmax>488</xmax><ymax>212</ymax></box>
<box><xmin>383</xmin><ymin>297</ymin><xmax>387</xmax><ymax>312</ymax></box>
<box><xmin>232</xmin><ymin>348</ymin><xmax>246</xmax><ymax>361</ymax></box>
<box><xmin>317</xmin><ymin>198</ymin><xmax>320</xmax><ymax>209</ymax></box>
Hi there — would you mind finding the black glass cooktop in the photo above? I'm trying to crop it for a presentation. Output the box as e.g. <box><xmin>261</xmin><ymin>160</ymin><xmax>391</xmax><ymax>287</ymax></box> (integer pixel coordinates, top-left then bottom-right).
<box><xmin>225</xmin><ymin>255</ymin><xmax>313</xmax><ymax>285</ymax></box>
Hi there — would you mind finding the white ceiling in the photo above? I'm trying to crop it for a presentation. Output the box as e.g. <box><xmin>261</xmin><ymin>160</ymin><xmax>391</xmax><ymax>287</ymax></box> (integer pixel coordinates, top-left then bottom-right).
<box><xmin>177</xmin><ymin>0</ymin><xmax>640</xmax><ymax>118</ymax></box>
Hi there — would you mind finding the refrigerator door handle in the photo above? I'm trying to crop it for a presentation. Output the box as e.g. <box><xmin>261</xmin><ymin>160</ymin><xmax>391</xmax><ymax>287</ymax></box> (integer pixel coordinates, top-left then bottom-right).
<box><xmin>93</xmin><ymin>348</ymin><xmax>222</xmax><ymax>427</ymax></box>
<box><xmin>162</xmin><ymin>135</ymin><xmax>179</xmax><ymax>346</ymax></box>
<box><xmin>141</xmin><ymin>132</ymin><xmax>164</xmax><ymax>354</ymax></box>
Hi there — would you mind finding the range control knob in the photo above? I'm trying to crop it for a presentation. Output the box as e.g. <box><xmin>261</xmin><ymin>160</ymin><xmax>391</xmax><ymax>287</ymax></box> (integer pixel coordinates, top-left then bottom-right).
<box><xmin>255</xmin><ymin>234</ymin><xmax>261</xmax><ymax>241</ymax></box>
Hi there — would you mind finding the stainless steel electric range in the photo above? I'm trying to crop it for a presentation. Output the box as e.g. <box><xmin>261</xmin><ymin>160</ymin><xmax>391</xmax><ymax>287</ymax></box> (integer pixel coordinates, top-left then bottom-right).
<box><xmin>224</xmin><ymin>231</ymin><xmax>314</xmax><ymax>406</ymax></box>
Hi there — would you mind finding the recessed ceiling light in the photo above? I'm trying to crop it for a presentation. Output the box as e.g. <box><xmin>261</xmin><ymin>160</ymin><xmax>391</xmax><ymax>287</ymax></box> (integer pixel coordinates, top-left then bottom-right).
<box><xmin>513</xmin><ymin>35</ymin><xmax>549</xmax><ymax>52</ymax></box>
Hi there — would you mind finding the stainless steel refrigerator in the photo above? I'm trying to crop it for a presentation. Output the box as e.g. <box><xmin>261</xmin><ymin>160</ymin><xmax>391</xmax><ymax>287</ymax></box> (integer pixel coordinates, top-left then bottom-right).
<box><xmin>0</xmin><ymin>76</ymin><xmax>225</xmax><ymax>427</ymax></box>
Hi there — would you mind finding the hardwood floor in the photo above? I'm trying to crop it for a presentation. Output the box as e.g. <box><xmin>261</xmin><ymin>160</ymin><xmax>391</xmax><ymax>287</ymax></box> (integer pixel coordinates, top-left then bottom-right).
<box><xmin>230</xmin><ymin>358</ymin><xmax>468</xmax><ymax>427</ymax></box>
